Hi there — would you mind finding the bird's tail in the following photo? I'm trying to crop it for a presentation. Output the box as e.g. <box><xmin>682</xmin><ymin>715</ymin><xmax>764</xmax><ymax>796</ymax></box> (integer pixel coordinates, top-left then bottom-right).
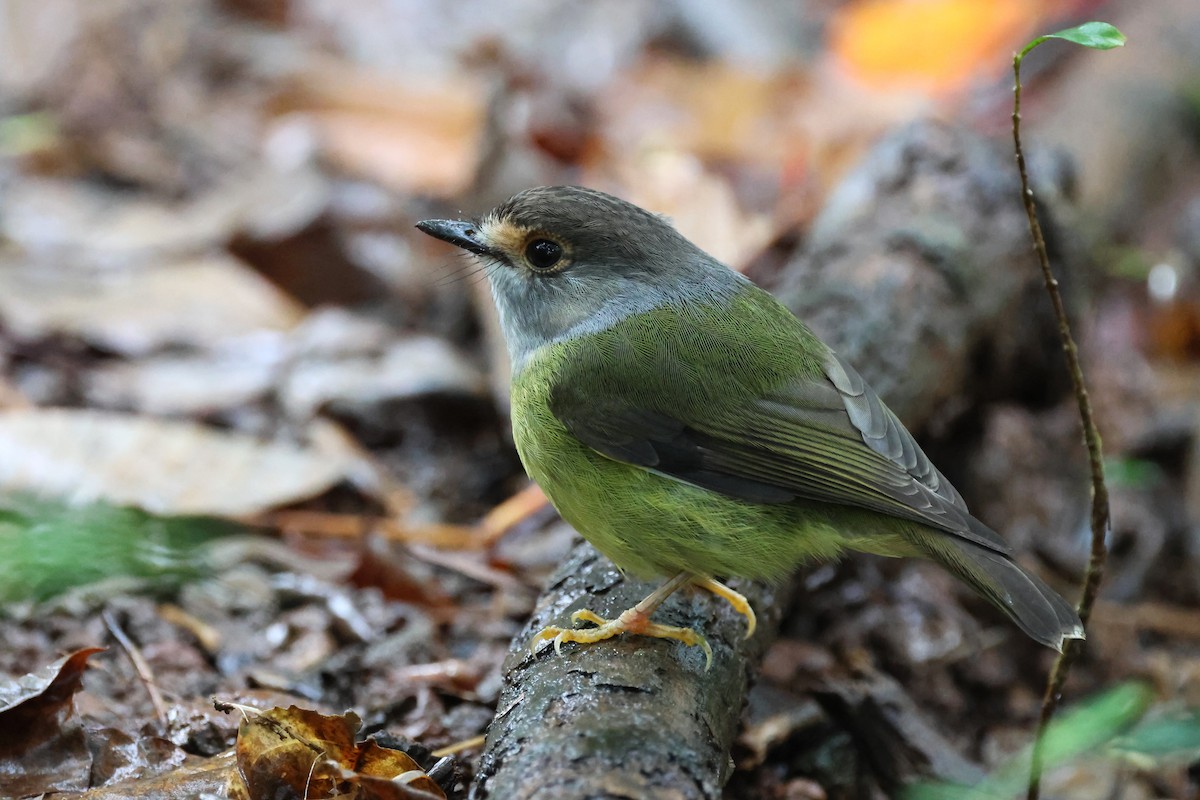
<box><xmin>914</xmin><ymin>534</ymin><xmax>1085</xmax><ymax>651</ymax></box>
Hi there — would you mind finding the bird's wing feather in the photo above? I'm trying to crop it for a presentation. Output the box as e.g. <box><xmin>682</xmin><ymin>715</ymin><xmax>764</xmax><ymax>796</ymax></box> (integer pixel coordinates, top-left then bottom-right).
<box><xmin>546</xmin><ymin>292</ymin><xmax>1010</xmax><ymax>555</ymax></box>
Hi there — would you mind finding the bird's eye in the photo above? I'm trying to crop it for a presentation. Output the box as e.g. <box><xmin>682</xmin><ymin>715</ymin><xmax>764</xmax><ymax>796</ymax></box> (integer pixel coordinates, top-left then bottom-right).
<box><xmin>525</xmin><ymin>238</ymin><xmax>563</xmax><ymax>270</ymax></box>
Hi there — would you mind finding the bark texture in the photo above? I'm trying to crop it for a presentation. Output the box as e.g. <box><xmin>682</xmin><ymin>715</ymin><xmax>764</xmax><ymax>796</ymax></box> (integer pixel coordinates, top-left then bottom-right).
<box><xmin>472</xmin><ymin>547</ymin><xmax>789</xmax><ymax>799</ymax></box>
<box><xmin>775</xmin><ymin>119</ymin><xmax>1065</xmax><ymax>424</ymax></box>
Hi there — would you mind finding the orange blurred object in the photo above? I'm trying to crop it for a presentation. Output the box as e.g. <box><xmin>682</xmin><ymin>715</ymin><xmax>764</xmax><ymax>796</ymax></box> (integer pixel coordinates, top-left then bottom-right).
<box><xmin>830</xmin><ymin>0</ymin><xmax>1047</xmax><ymax>95</ymax></box>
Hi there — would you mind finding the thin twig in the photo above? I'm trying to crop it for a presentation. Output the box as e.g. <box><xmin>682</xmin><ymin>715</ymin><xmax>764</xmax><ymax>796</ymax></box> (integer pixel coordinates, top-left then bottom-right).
<box><xmin>1012</xmin><ymin>49</ymin><xmax>1111</xmax><ymax>800</ymax></box>
<box><xmin>251</xmin><ymin>483</ymin><xmax>548</xmax><ymax>550</ymax></box>
<box><xmin>432</xmin><ymin>734</ymin><xmax>486</xmax><ymax>758</ymax></box>
<box><xmin>104</xmin><ymin>608</ymin><xmax>169</xmax><ymax>728</ymax></box>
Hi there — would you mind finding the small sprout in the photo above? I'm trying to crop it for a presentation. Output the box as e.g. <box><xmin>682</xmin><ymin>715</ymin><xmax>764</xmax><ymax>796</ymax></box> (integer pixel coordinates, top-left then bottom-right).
<box><xmin>1018</xmin><ymin>21</ymin><xmax>1126</xmax><ymax>62</ymax></box>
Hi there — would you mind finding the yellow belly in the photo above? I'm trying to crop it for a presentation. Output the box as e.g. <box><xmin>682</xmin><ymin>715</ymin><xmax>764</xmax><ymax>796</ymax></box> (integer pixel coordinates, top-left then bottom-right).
<box><xmin>509</xmin><ymin>351</ymin><xmax>897</xmax><ymax>581</ymax></box>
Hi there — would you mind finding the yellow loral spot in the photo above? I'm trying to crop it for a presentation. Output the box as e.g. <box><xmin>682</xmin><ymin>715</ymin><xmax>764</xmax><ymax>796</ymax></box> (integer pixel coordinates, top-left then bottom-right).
<box><xmin>478</xmin><ymin>217</ymin><xmax>533</xmax><ymax>260</ymax></box>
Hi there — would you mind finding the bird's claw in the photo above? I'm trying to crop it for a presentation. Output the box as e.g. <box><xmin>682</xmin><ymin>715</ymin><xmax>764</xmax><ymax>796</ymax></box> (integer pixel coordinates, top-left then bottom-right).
<box><xmin>530</xmin><ymin>606</ymin><xmax>714</xmax><ymax>670</ymax></box>
<box><xmin>693</xmin><ymin>578</ymin><xmax>757</xmax><ymax>640</ymax></box>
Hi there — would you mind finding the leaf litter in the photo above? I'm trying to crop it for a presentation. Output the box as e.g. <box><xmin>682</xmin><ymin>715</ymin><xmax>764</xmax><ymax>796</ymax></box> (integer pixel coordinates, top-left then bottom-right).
<box><xmin>0</xmin><ymin>1</ymin><xmax>1198</xmax><ymax>798</ymax></box>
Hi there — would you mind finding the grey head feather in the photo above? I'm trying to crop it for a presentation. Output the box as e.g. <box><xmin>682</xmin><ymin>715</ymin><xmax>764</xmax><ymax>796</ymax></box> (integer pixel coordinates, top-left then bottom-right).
<box><xmin>483</xmin><ymin>187</ymin><xmax>748</xmax><ymax>371</ymax></box>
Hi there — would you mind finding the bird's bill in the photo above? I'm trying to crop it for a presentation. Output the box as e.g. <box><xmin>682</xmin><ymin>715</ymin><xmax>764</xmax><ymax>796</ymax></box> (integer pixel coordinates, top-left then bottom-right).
<box><xmin>415</xmin><ymin>218</ymin><xmax>494</xmax><ymax>257</ymax></box>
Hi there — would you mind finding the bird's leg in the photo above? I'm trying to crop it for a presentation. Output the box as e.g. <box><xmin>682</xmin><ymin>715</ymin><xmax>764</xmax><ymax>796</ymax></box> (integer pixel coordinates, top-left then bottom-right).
<box><xmin>691</xmin><ymin>577</ymin><xmax>756</xmax><ymax>639</ymax></box>
<box><xmin>531</xmin><ymin>572</ymin><xmax>713</xmax><ymax>668</ymax></box>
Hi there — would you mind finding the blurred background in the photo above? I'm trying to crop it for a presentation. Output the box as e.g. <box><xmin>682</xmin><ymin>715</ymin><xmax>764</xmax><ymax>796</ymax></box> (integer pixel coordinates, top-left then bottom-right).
<box><xmin>1</xmin><ymin>1</ymin><xmax>1199</xmax><ymax>798</ymax></box>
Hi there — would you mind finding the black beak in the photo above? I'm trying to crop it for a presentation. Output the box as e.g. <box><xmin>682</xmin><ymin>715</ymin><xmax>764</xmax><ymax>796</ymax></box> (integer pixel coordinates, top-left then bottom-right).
<box><xmin>415</xmin><ymin>219</ymin><xmax>493</xmax><ymax>257</ymax></box>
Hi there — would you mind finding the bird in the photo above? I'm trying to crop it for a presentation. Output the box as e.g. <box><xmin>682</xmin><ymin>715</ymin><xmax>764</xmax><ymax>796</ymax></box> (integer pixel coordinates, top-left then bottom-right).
<box><xmin>417</xmin><ymin>185</ymin><xmax>1084</xmax><ymax>667</ymax></box>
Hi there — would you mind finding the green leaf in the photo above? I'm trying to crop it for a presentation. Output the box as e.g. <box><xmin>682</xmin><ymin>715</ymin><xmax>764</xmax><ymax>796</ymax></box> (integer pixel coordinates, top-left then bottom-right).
<box><xmin>904</xmin><ymin>683</ymin><xmax>1154</xmax><ymax>800</ymax></box>
<box><xmin>1018</xmin><ymin>22</ymin><xmax>1126</xmax><ymax>61</ymax></box>
<box><xmin>1104</xmin><ymin>457</ymin><xmax>1163</xmax><ymax>490</ymax></box>
<box><xmin>1111</xmin><ymin>711</ymin><xmax>1200</xmax><ymax>759</ymax></box>
<box><xmin>0</xmin><ymin>112</ymin><xmax>59</xmax><ymax>156</ymax></box>
<box><xmin>0</xmin><ymin>493</ymin><xmax>234</xmax><ymax>603</ymax></box>
<box><xmin>1045</xmin><ymin>21</ymin><xmax>1127</xmax><ymax>50</ymax></box>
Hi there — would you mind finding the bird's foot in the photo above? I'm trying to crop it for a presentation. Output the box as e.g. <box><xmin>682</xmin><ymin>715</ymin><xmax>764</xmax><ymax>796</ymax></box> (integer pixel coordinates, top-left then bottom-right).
<box><xmin>531</xmin><ymin>605</ymin><xmax>713</xmax><ymax>669</ymax></box>
<box><xmin>693</xmin><ymin>577</ymin><xmax>757</xmax><ymax>639</ymax></box>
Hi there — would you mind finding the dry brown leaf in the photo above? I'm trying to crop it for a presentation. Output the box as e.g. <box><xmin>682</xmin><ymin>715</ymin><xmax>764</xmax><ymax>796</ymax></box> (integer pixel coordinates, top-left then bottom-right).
<box><xmin>223</xmin><ymin>704</ymin><xmax>446</xmax><ymax>800</ymax></box>
<box><xmin>0</xmin><ymin>647</ymin><xmax>104</xmax><ymax>748</ymax></box>
<box><xmin>352</xmin><ymin>740</ymin><xmax>444</xmax><ymax>798</ymax></box>
<box><xmin>0</xmin><ymin>409</ymin><xmax>351</xmax><ymax>516</ymax></box>
<box><xmin>0</xmin><ymin>647</ymin><xmax>105</xmax><ymax>796</ymax></box>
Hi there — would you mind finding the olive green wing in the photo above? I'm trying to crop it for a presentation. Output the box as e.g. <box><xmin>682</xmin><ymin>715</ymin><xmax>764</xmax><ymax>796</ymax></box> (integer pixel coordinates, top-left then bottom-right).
<box><xmin>548</xmin><ymin>308</ymin><xmax>1010</xmax><ymax>555</ymax></box>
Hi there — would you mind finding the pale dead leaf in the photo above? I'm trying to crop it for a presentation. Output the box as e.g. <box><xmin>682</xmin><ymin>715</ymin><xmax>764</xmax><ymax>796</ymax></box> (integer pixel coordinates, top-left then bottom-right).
<box><xmin>280</xmin><ymin>336</ymin><xmax>486</xmax><ymax>419</ymax></box>
<box><xmin>85</xmin><ymin>352</ymin><xmax>281</xmax><ymax>417</ymax></box>
<box><xmin>595</xmin><ymin>50</ymin><xmax>948</xmax><ymax>227</ymax></box>
<box><xmin>276</xmin><ymin>58</ymin><xmax>485</xmax><ymax>197</ymax></box>
<box><xmin>0</xmin><ymin>254</ymin><xmax>304</xmax><ymax>355</ymax></box>
<box><xmin>597</xmin><ymin>57</ymin><xmax>806</xmax><ymax>168</ymax></box>
<box><xmin>0</xmin><ymin>409</ymin><xmax>351</xmax><ymax>516</ymax></box>
<box><xmin>82</xmin><ymin>312</ymin><xmax>484</xmax><ymax>422</ymax></box>
<box><xmin>0</xmin><ymin>0</ymin><xmax>83</xmax><ymax>97</ymax></box>
<box><xmin>2</xmin><ymin>170</ymin><xmax>328</xmax><ymax>264</ymax></box>
<box><xmin>2</xmin><ymin>177</ymin><xmax>228</xmax><ymax>260</ymax></box>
